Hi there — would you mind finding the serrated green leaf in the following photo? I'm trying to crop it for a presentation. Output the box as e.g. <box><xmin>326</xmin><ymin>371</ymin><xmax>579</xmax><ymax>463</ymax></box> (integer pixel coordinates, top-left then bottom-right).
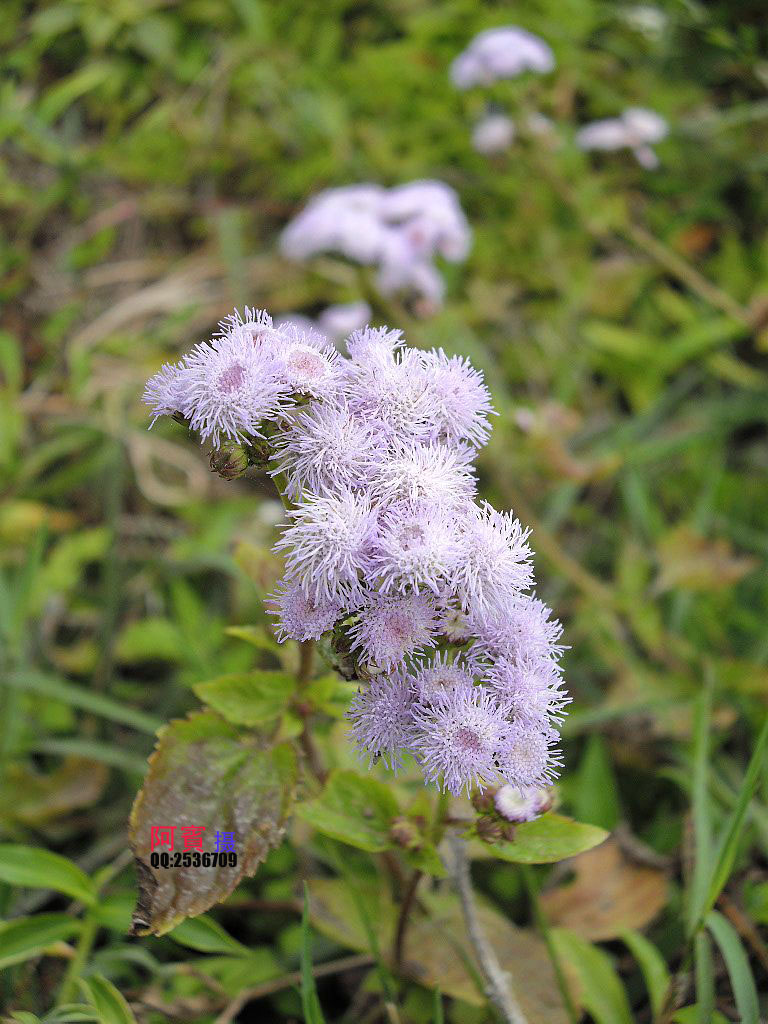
<box><xmin>0</xmin><ymin>914</ymin><xmax>82</xmax><ymax>969</ymax></box>
<box><xmin>482</xmin><ymin>813</ymin><xmax>608</xmax><ymax>864</ymax></box>
<box><xmin>193</xmin><ymin>671</ymin><xmax>295</xmax><ymax>726</ymax></box>
<box><xmin>296</xmin><ymin>770</ymin><xmax>399</xmax><ymax>852</ymax></box>
<box><xmin>0</xmin><ymin>845</ymin><xmax>97</xmax><ymax>905</ymax></box>
<box><xmin>551</xmin><ymin>929</ymin><xmax>633</xmax><ymax>1024</ymax></box>
<box><xmin>128</xmin><ymin>710</ymin><xmax>297</xmax><ymax>935</ymax></box>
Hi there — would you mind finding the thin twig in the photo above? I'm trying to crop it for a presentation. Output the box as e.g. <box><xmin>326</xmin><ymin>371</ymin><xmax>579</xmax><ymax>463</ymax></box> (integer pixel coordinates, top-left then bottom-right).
<box><xmin>392</xmin><ymin>869</ymin><xmax>423</xmax><ymax>971</ymax></box>
<box><xmin>450</xmin><ymin>835</ymin><xmax>529</xmax><ymax>1024</ymax></box>
<box><xmin>213</xmin><ymin>953</ymin><xmax>374</xmax><ymax>1024</ymax></box>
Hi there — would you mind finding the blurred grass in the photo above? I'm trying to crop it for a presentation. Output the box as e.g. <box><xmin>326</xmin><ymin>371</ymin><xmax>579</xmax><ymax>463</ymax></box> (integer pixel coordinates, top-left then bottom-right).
<box><xmin>1</xmin><ymin>0</ymin><xmax>767</xmax><ymax>1021</ymax></box>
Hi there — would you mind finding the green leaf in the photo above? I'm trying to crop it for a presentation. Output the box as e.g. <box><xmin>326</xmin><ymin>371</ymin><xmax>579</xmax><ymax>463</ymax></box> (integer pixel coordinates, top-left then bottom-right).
<box><xmin>482</xmin><ymin>813</ymin><xmax>608</xmax><ymax>864</ymax></box>
<box><xmin>224</xmin><ymin>624</ymin><xmax>280</xmax><ymax>653</ymax></box>
<box><xmin>703</xmin><ymin>713</ymin><xmax>768</xmax><ymax>921</ymax></box>
<box><xmin>193</xmin><ymin>671</ymin><xmax>295</xmax><ymax>727</ymax></box>
<box><xmin>296</xmin><ymin>770</ymin><xmax>399</xmax><ymax>852</ymax></box>
<box><xmin>706</xmin><ymin>910</ymin><xmax>760</xmax><ymax>1024</ymax></box>
<box><xmin>301</xmin><ymin>884</ymin><xmax>327</xmax><ymax>1024</ymax></box>
<box><xmin>551</xmin><ymin>929</ymin><xmax>633</xmax><ymax>1024</ymax></box>
<box><xmin>128</xmin><ymin>710</ymin><xmax>297</xmax><ymax>935</ymax></box>
<box><xmin>0</xmin><ymin>914</ymin><xmax>82</xmax><ymax>969</ymax></box>
<box><xmin>168</xmin><ymin>914</ymin><xmax>251</xmax><ymax>956</ymax></box>
<box><xmin>619</xmin><ymin>929</ymin><xmax>670</xmax><ymax>1017</ymax></box>
<box><xmin>0</xmin><ymin>845</ymin><xmax>97</xmax><ymax>905</ymax></box>
<box><xmin>573</xmin><ymin>735</ymin><xmax>620</xmax><ymax>830</ymax></box>
<box><xmin>79</xmin><ymin>974</ymin><xmax>137</xmax><ymax>1024</ymax></box>
<box><xmin>5</xmin><ymin>670</ymin><xmax>160</xmax><ymax>734</ymax></box>
<box><xmin>672</xmin><ymin>1008</ymin><xmax>730</xmax><ymax>1024</ymax></box>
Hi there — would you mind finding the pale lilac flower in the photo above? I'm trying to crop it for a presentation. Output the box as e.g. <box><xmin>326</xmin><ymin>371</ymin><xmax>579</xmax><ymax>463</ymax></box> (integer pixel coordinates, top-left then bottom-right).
<box><xmin>270</xmin><ymin>401</ymin><xmax>384</xmax><ymax>500</ymax></box>
<box><xmin>166</xmin><ymin>330</ymin><xmax>290</xmax><ymax>447</ymax></box>
<box><xmin>410</xmin><ymin>685</ymin><xmax>509</xmax><ymax>795</ymax></box>
<box><xmin>411</xmin><ymin>651</ymin><xmax>475</xmax><ymax>702</ymax></box>
<box><xmin>368</xmin><ymin>442</ymin><xmax>476</xmax><ymax>506</ymax></box>
<box><xmin>381</xmin><ymin>181</ymin><xmax>472</xmax><ymax>262</ymax></box>
<box><xmin>275</xmin><ymin>489</ymin><xmax>378</xmax><ymax>604</ymax></box>
<box><xmin>472</xmin><ymin>113</ymin><xmax>516</xmax><ymax>154</ymax></box>
<box><xmin>317</xmin><ymin>302</ymin><xmax>372</xmax><ymax>343</ymax></box>
<box><xmin>267</xmin><ymin>579</ymin><xmax>343</xmax><ymax>642</ymax></box>
<box><xmin>451</xmin><ymin>27</ymin><xmax>555</xmax><ymax>90</ymax></box>
<box><xmin>494</xmin><ymin>784</ymin><xmax>553</xmax><ymax>822</ymax></box>
<box><xmin>376</xmin><ymin>237</ymin><xmax>446</xmax><ymax>307</ymax></box>
<box><xmin>347</xmin><ymin>672</ymin><xmax>414</xmax><ymax>769</ymax></box>
<box><xmin>499</xmin><ymin>718</ymin><xmax>561</xmax><ymax>788</ymax></box>
<box><xmin>372</xmin><ymin>500</ymin><xmax>463</xmax><ymax>595</ymax></box>
<box><xmin>349</xmin><ymin>591</ymin><xmax>441</xmax><ymax>668</ymax></box>
<box><xmin>346</xmin><ymin>325</ymin><xmax>404</xmax><ymax>367</ymax></box>
<box><xmin>485</xmin><ymin>655</ymin><xmax>570</xmax><ymax>725</ymax></box>
<box><xmin>280</xmin><ymin>184</ymin><xmax>387</xmax><ymax>264</ymax></box>
<box><xmin>273</xmin><ymin>323</ymin><xmax>342</xmax><ymax>398</ymax></box>
<box><xmin>215</xmin><ymin>305</ymin><xmax>278</xmax><ymax>343</ymax></box>
<box><xmin>280</xmin><ymin>181</ymin><xmax>471</xmax><ymax>309</ymax></box>
<box><xmin>468</xmin><ymin>594</ymin><xmax>565</xmax><ymax>666</ymax></box>
<box><xmin>576</xmin><ymin>108</ymin><xmax>668</xmax><ymax>168</ymax></box>
<box><xmin>421</xmin><ymin>349</ymin><xmax>496</xmax><ymax>448</ymax></box>
<box><xmin>345</xmin><ymin>346</ymin><xmax>439</xmax><ymax>443</ymax></box>
<box><xmin>143</xmin><ymin>363</ymin><xmax>183</xmax><ymax>424</ymax></box>
<box><xmin>454</xmin><ymin>502</ymin><xmax>534</xmax><ymax>615</ymax></box>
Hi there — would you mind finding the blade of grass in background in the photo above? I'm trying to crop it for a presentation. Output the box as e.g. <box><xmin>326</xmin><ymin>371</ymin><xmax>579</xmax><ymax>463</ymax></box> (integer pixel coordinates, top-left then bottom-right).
<box><xmin>705</xmin><ymin>911</ymin><xmax>759</xmax><ymax>1024</ymax></box>
<box><xmin>301</xmin><ymin>884</ymin><xmax>327</xmax><ymax>1024</ymax></box>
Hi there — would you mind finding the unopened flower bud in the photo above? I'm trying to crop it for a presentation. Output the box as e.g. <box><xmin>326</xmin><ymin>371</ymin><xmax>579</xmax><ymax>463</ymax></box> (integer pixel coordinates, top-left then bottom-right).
<box><xmin>209</xmin><ymin>441</ymin><xmax>250</xmax><ymax>480</ymax></box>
<box><xmin>472</xmin><ymin>787</ymin><xmax>498</xmax><ymax>814</ymax></box>
<box><xmin>389</xmin><ymin>817</ymin><xmax>421</xmax><ymax>850</ymax></box>
<box><xmin>475</xmin><ymin>816</ymin><xmax>504</xmax><ymax>844</ymax></box>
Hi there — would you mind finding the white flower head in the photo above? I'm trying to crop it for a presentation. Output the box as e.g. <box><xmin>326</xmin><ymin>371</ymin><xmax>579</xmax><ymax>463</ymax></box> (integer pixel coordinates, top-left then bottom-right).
<box><xmin>451</xmin><ymin>26</ymin><xmax>555</xmax><ymax>89</ymax></box>
<box><xmin>472</xmin><ymin>113</ymin><xmax>516</xmax><ymax>154</ymax></box>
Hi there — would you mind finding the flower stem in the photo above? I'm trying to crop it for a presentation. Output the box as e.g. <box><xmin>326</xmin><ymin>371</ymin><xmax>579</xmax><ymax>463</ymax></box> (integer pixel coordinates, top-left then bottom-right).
<box><xmin>392</xmin><ymin>868</ymin><xmax>423</xmax><ymax>971</ymax></box>
<box><xmin>56</xmin><ymin>911</ymin><xmax>99</xmax><ymax>1006</ymax></box>
<box><xmin>450</xmin><ymin>834</ymin><xmax>529</xmax><ymax>1024</ymax></box>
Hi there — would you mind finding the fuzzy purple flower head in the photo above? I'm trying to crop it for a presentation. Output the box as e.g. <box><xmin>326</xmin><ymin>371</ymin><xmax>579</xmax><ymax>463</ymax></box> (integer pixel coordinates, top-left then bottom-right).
<box><xmin>144</xmin><ymin>308</ymin><xmax>567</xmax><ymax>797</ymax></box>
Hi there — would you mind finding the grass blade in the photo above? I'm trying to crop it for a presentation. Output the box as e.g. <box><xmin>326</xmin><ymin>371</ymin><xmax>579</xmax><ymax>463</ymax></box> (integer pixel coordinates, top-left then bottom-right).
<box><xmin>301</xmin><ymin>883</ymin><xmax>327</xmax><ymax>1024</ymax></box>
<box><xmin>693</xmin><ymin>930</ymin><xmax>714</xmax><ymax>1024</ymax></box>
<box><xmin>687</xmin><ymin>678</ymin><xmax>714</xmax><ymax>937</ymax></box>
<box><xmin>702</xmin><ymin>713</ymin><xmax>768</xmax><ymax>920</ymax></box>
<box><xmin>706</xmin><ymin>910</ymin><xmax>759</xmax><ymax>1024</ymax></box>
<box><xmin>5</xmin><ymin>670</ymin><xmax>161</xmax><ymax>734</ymax></box>
<box><xmin>619</xmin><ymin>929</ymin><xmax>670</xmax><ymax>1018</ymax></box>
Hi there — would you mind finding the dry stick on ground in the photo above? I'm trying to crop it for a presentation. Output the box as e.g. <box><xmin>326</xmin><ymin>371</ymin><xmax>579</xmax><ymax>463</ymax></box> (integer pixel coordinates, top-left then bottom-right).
<box><xmin>450</xmin><ymin>835</ymin><xmax>529</xmax><ymax>1024</ymax></box>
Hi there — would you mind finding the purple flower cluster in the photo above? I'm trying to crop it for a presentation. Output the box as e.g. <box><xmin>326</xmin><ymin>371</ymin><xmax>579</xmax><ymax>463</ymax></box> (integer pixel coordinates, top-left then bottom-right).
<box><xmin>144</xmin><ymin>308</ymin><xmax>568</xmax><ymax>796</ymax></box>
<box><xmin>279</xmin><ymin>181</ymin><xmax>471</xmax><ymax>309</ymax></box>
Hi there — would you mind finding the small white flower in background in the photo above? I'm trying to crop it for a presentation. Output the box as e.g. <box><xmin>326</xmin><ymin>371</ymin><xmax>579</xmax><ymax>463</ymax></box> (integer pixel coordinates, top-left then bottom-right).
<box><xmin>472</xmin><ymin>113</ymin><xmax>516</xmax><ymax>154</ymax></box>
<box><xmin>279</xmin><ymin>181</ymin><xmax>471</xmax><ymax>309</ymax></box>
<box><xmin>317</xmin><ymin>302</ymin><xmax>372</xmax><ymax>343</ymax></box>
<box><xmin>576</xmin><ymin>107</ymin><xmax>668</xmax><ymax>168</ymax></box>
<box><xmin>451</xmin><ymin>26</ymin><xmax>555</xmax><ymax>90</ymax></box>
<box><xmin>494</xmin><ymin>784</ymin><xmax>554</xmax><ymax>823</ymax></box>
<box><xmin>621</xmin><ymin>4</ymin><xmax>667</xmax><ymax>39</ymax></box>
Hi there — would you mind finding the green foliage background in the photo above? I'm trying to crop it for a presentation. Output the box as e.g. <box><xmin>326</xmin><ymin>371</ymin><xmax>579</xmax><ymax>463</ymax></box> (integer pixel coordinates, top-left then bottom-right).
<box><xmin>1</xmin><ymin>0</ymin><xmax>767</xmax><ymax>1020</ymax></box>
